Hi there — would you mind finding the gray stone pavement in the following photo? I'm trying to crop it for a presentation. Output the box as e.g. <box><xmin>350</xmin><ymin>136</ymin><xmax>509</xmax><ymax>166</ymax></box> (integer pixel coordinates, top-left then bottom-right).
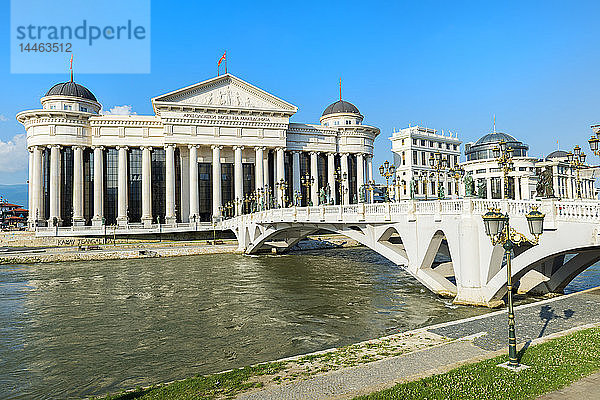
<box><xmin>538</xmin><ymin>370</ymin><xmax>600</xmax><ymax>399</ymax></box>
<box><xmin>236</xmin><ymin>287</ymin><xmax>600</xmax><ymax>400</ymax></box>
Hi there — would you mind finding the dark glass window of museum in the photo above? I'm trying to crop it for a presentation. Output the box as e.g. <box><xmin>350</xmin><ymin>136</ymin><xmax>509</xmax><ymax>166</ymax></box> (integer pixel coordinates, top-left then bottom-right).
<box><xmin>83</xmin><ymin>149</ymin><xmax>94</xmax><ymax>225</ymax></box>
<box><xmin>221</xmin><ymin>163</ymin><xmax>234</xmax><ymax>207</ymax></box>
<box><xmin>128</xmin><ymin>149</ymin><xmax>142</xmax><ymax>223</ymax></box>
<box><xmin>60</xmin><ymin>147</ymin><xmax>74</xmax><ymax>226</ymax></box>
<box><xmin>348</xmin><ymin>154</ymin><xmax>357</xmax><ymax>203</ymax></box>
<box><xmin>42</xmin><ymin>148</ymin><xmax>50</xmax><ymax>221</ymax></box>
<box><xmin>284</xmin><ymin>153</ymin><xmax>293</xmax><ymax>204</ymax></box>
<box><xmin>318</xmin><ymin>154</ymin><xmax>327</xmax><ymax>195</ymax></box>
<box><xmin>152</xmin><ymin>149</ymin><xmax>166</xmax><ymax>223</ymax></box>
<box><xmin>198</xmin><ymin>163</ymin><xmax>212</xmax><ymax>222</ymax></box>
<box><xmin>104</xmin><ymin>148</ymin><xmax>119</xmax><ymax>225</ymax></box>
<box><xmin>243</xmin><ymin>162</ymin><xmax>255</xmax><ymax>213</ymax></box>
<box><xmin>300</xmin><ymin>153</ymin><xmax>310</xmax><ymax>206</ymax></box>
<box><xmin>174</xmin><ymin>149</ymin><xmax>182</xmax><ymax>222</ymax></box>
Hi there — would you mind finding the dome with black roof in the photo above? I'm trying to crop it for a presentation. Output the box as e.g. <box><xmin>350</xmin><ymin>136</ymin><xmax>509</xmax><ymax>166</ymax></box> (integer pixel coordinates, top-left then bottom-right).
<box><xmin>546</xmin><ymin>150</ymin><xmax>569</xmax><ymax>160</ymax></box>
<box><xmin>474</xmin><ymin>132</ymin><xmax>518</xmax><ymax>145</ymax></box>
<box><xmin>45</xmin><ymin>81</ymin><xmax>97</xmax><ymax>102</ymax></box>
<box><xmin>465</xmin><ymin>131</ymin><xmax>529</xmax><ymax>161</ymax></box>
<box><xmin>322</xmin><ymin>100</ymin><xmax>361</xmax><ymax>117</ymax></box>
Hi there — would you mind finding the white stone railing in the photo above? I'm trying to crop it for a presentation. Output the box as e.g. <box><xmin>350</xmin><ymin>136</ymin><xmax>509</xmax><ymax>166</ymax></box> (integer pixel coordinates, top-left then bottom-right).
<box><xmin>38</xmin><ymin>199</ymin><xmax>600</xmax><ymax>236</ymax></box>
<box><xmin>223</xmin><ymin>199</ymin><xmax>600</xmax><ymax>227</ymax></box>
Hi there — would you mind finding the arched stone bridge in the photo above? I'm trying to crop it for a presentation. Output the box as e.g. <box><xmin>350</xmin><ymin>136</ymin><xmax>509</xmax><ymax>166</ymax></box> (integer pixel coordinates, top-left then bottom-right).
<box><xmin>222</xmin><ymin>199</ymin><xmax>600</xmax><ymax>307</ymax></box>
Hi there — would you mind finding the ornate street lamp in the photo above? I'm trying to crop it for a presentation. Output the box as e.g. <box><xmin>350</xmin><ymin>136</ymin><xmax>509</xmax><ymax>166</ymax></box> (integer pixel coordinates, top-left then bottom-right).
<box><xmin>429</xmin><ymin>152</ymin><xmax>449</xmax><ymax>199</ymax></box>
<box><xmin>588</xmin><ymin>127</ymin><xmax>600</xmax><ymax>157</ymax></box>
<box><xmin>567</xmin><ymin>145</ymin><xmax>586</xmax><ymax>199</ymax></box>
<box><xmin>482</xmin><ymin>206</ymin><xmax>545</xmax><ymax>369</ymax></box>
<box><xmin>301</xmin><ymin>173</ymin><xmax>315</xmax><ymax>206</ymax></box>
<box><xmin>334</xmin><ymin>168</ymin><xmax>347</xmax><ymax>205</ymax></box>
<box><xmin>492</xmin><ymin>140</ymin><xmax>515</xmax><ymax>199</ymax></box>
<box><xmin>366</xmin><ymin>180</ymin><xmax>376</xmax><ymax>203</ymax></box>
<box><xmin>449</xmin><ymin>165</ymin><xmax>465</xmax><ymax>198</ymax></box>
<box><xmin>379</xmin><ymin>160</ymin><xmax>395</xmax><ymax>202</ymax></box>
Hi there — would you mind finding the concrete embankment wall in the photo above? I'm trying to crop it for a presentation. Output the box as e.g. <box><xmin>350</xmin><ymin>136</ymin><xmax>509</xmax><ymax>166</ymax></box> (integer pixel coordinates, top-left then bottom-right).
<box><xmin>0</xmin><ymin>232</ymin><xmax>361</xmax><ymax>265</ymax></box>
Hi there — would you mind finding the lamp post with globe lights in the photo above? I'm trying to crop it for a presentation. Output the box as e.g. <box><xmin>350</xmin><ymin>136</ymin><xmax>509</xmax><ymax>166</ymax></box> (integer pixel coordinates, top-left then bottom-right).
<box><xmin>482</xmin><ymin>207</ymin><xmax>545</xmax><ymax>369</ymax></box>
<box><xmin>492</xmin><ymin>140</ymin><xmax>515</xmax><ymax>199</ymax></box>
<box><xmin>567</xmin><ymin>145</ymin><xmax>586</xmax><ymax>199</ymax></box>
<box><xmin>429</xmin><ymin>152</ymin><xmax>448</xmax><ymax>199</ymax></box>
<box><xmin>379</xmin><ymin>160</ymin><xmax>395</xmax><ymax>202</ymax></box>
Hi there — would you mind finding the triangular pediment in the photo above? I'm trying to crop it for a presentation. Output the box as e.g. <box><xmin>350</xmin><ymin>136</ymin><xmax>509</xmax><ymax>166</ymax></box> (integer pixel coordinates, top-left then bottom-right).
<box><xmin>152</xmin><ymin>74</ymin><xmax>298</xmax><ymax>114</ymax></box>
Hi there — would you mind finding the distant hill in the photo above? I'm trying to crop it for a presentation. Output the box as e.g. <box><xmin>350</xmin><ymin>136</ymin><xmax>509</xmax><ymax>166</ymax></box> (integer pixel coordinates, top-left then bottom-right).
<box><xmin>0</xmin><ymin>184</ymin><xmax>28</xmax><ymax>208</ymax></box>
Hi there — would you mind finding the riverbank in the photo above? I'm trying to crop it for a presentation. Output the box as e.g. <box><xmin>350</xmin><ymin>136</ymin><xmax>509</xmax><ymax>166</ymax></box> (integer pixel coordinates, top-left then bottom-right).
<box><xmin>97</xmin><ymin>286</ymin><xmax>600</xmax><ymax>400</ymax></box>
<box><xmin>0</xmin><ymin>234</ymin><xmax>361</xmax><ymax>264</ymax></box>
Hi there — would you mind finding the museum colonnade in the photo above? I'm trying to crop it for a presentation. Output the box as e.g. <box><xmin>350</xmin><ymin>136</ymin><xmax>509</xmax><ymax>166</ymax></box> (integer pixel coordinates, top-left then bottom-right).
<box><xmin>28</xmin><ymin>144</ymin><xmax>374</xmax><ymax>227</ymax></box>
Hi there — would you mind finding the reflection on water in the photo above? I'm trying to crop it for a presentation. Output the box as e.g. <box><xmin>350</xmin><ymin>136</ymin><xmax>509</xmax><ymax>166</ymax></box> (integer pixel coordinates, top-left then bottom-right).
<box><xmin>0</xmin><ymin>247</ymin><xmax>598</xmax><ymax>399</ymax></box>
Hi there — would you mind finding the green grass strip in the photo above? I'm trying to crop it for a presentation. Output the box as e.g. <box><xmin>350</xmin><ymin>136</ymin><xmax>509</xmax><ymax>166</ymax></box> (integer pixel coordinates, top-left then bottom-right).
<box><xmin>355</xmin><ymin>327</ymin><xmax>600</xmax><ymax>400</ymax></box>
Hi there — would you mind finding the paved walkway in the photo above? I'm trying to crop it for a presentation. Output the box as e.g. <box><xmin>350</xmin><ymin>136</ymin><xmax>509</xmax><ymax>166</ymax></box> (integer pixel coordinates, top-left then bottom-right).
<box><xmin>538</xmin><ymin>370</ymin><xmax>600</xmax><ymax>399</ymax></box>
<box><xmin>237</xmin><ymin>287</ymin><xmax>600</xmax><ymax>400</ymax></box>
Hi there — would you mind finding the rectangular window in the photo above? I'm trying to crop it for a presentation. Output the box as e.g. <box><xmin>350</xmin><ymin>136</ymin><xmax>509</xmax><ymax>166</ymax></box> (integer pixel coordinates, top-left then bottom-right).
<box><xmin>63</xmin><ymin>104</ymin><xmax>72</xmax><ymax>110</ymax></box>
<box><xmin>60</xmin><ymin>147</ymin><xmax>74</xmax><ymax>226</ymax></box>
<box><xmin>128</xmin><ymin>149</ymin><xmax>142</xmax><ymax>223</ymax></box>
<box><xmin>421</xmin><ymin>152</ymin><xmax>426</xmax><ymax>165</ymax></box>
<box><xmin>151</xmin><ymin>149</ymin><xmax>166</xmax><ymax>223</ymax></box>
<box><xmin>413</xmin><ymin>139</ymin><xmax>417</xmax><ymax>145</ymax></box>
<box><xmin>104</xmin><ymin>148</ymin><xmax>119</xmax><ymax>225</ymax></box>
<box><xmin>412</xmin><ymin>150</ymin><xmax>417</xmax><ymax>165</ymax></box>
<box><xmin>198</xmin><ymin>163</ymin><xmax>212</xmax><ymax>222</ymax></box>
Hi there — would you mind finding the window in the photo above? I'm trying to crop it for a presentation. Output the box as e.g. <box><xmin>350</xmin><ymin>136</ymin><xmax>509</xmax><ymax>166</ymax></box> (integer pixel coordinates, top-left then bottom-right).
<box><xmin>324</xmin><ymin>122</ymin><xmax>328</xmax><ymax>126</ymax></box>
<box><xmin>128</xmin><ymin>149</ymin><xmax>142</xmax><ymax>223</ymax></box>
<box><xmin>63</xmin><ymin>104</ymin><xmax>72</xmax><ymax>110</ymax></box>
<box><xmin>476</xmin><ymin>169</ymin><xmax>486</xmax><ymax>174</ymax></box>
<box><xmin>104</xmin><ymin>148</ymin><xmax>119</xmax><ymax>225</ymax></box>
<box><xmin>60</xmin><ymin>147</ymin><xmax>74</xmax><ymax>226</ymax></box>
<box><xmin>454</xmin><ymin>144</ymin><xmax>458</xmax><ymax>150</ymax></box>
<box><xmin>80</xmin><ymin>107</ymin><xmax>88</xmax><ymax>112</ymax></box>
<box><xmin>345</xmin><ymin>120</ymin><xmax>351</xmax><ymax>125</ymax></box>
<box><xmin>413</xmin><ymin>139</ymin><xmax>418</xmax><ymax>145</ymax></box>
<box><xmin>421</xmin><ymin>139</ymin><xmax>426</xmax><ymax>146</ymax></box>
<box><xmin>401</xmin><ymin>139</ymin><xmax>405</xmax><ymax>146</ymax></box>
<box><xmin>519</xmin><ymin>167</ymin><xmax>527</xmax><ymax>171</ymax></box>
<box><xmin>49</xmin><ymin>105</ymin><xmax>56</xmax><ymax>110</ymax></box>
<box><xmin>421</xmin><ymin>152</ymin><xmax>426</xmax><ymax>165</ymax></box>
<box><xmin>446</xmin><ymin>143</ymin><xmax>450</xmax><ymax>150</ymax></box>
<box><xmin>334</xmin><ymin>121</ymin><xmax>339</xmax><ymax>125</ymax></box>
<box><xmin>412</xmin><ymin>151</ymin><xmax>418</xmax><ymax>165</ymax></box>
<box><xmin>151</xmin><ymin>149</ymin><xmax>166</xmax><ymax>223</ymax></box>
<box><xmin>402</xmin><ymin>151</ymin><xmax>406</xmax><ymax>165</ymax></box>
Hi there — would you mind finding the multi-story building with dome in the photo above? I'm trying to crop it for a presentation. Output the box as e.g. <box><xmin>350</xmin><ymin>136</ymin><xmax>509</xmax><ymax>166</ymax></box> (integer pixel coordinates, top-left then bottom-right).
<box><xmin>462</xmin><ymin>131</ymin><xmax>596</xmax><ymax>200</ymax></box>
<box><xmin>18</xmin><ymin>73</ymin><xmax>379</xmax><ymax>229</ymax></box>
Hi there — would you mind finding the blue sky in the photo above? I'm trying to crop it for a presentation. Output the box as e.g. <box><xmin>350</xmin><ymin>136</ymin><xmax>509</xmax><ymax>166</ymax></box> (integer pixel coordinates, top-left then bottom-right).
<box><xmin>1</xmin><ymin>0</ymin><xmax>600</xmax><ymax>188</ymax></box>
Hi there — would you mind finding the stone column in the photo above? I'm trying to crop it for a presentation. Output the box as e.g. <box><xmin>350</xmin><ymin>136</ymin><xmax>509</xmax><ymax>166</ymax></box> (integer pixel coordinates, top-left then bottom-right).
<box><xmin>116</xmin><ymin>146</ymin><xmax>128</xmax><ymax>226</ymax></box>
<box><xmin>27</xmin><ymin>148</ymin><xmax>34</xmax><ymax>228</ymax></box>
<box><xmin>212</xmin><ymin>145</ymin><xmax>222</xmax><ymax>219</ymax></box>
<box><xmin>141</xmin><ymin>146</ymin><xmax>152</xmax><ymax>227</ymax></box>
<box><xmin>188</xmin><ymin>145</ymin><xmax>199</xmax><ymax>222</ymax></box>
<box><xmin>486</xmin><ymin>177</ymin><xmax>493</xmax><ymax>199</ymax></box>
<box><xmin>366</xmin><ymin>155</ymin><xmax>374</xmax><ymax>203</ymax></box>
<box><xmin>276</xmin><ymin>147</ymin><xmax>285</xmax><ymax>207</ymax></box>
<box><xmin>234</xmin><ymin>146</ymin><xmax>244</xmax><ymax>215</ymax></box>
<box><xmin>310</xmin><ymin>152</ymin><xmax>319</xmax><ymax>205</ymax></box>
<box><xmin>292</xmin><ymin>151</ymin><xmax>301</xmax><ymax>202</ymax></box>
<box><xmin>327</xmin><ymin>153</ymin><xmax>336</xmax><ymax>204</ymax></box>
<box><xmin>341</xmin><ymin>153</ymin><xmax>349</xmax><ymax>205</ymax></box>
<box><xmin>48</xmin><ymin>145</ymin><xmax>61</xmax><ymax>226</ymax></box>
<box><xmin>72</xmin><ymin>146</ymin><xmax>85</xmax><ymax>226</ymax></box>
<box><xmin>165</xmin><ymin>144</ymin><xmax>176</xmax><ymax>224</ymax></box>
<box><xmin>32</xmin><ymin>146</ymin><xmax>43</xmax><ymax>224</ymax></box>
<box><xmin>255</xmin><ymin>147</ymin><xmax>264</xmax><ymax>190</ymax></box>
<box><xmin>92</xmin><ymin>146</ymin><xmax>104</xmax><ymax>226</ymax></box>
<box><xmin>356</xmin><ymin>153</ymin><xmax>365</xmax><ymax>202</ymax></box>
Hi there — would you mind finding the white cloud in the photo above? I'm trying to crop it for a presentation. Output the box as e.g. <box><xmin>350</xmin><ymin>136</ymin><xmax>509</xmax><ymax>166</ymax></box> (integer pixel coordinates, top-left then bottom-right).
<box><xmin>0</xmin><ymin>114</ymin><xmax>7</xmax><ymax>121</ymax></box>
<box><xmin>0</xmin><ymin>134</ymin><xmax>27</xmax><ymax>173</ymax></box>
<box><xmin>102</xmin><ymin>105</ymin><xmax>136</xmax><ymax>115</ymax></box>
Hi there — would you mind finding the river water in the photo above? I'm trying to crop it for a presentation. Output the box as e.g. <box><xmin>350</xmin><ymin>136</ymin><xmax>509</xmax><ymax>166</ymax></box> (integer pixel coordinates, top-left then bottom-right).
<box><xmin>1</xmin><ymin>247</ymin><xmax>599</xmax><ymax>399</ymax></box>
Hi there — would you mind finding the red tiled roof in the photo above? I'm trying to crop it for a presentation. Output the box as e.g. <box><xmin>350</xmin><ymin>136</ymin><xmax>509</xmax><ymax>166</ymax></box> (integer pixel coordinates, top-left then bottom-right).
<box><xmin>0</xmin><ymin>202</ymin><xmax>22</xmax><ymax>208</ymax></box>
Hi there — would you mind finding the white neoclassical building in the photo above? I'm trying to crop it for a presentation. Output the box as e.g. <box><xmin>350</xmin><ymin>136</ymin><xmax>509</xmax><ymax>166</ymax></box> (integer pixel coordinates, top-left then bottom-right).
<box><xmin>18</xmin><ymin>73</ymin><xmax>379</xmax><ymax>229</ymax></box>
<box><xmin>462</xmin><ymin>132</ymin><xmax>596</xmax><ymax>200</ymax></box>
<box><xmin>390</xmin><ymin>125</ymin><xmax>462</xmax><ymax>200</ymax></box>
